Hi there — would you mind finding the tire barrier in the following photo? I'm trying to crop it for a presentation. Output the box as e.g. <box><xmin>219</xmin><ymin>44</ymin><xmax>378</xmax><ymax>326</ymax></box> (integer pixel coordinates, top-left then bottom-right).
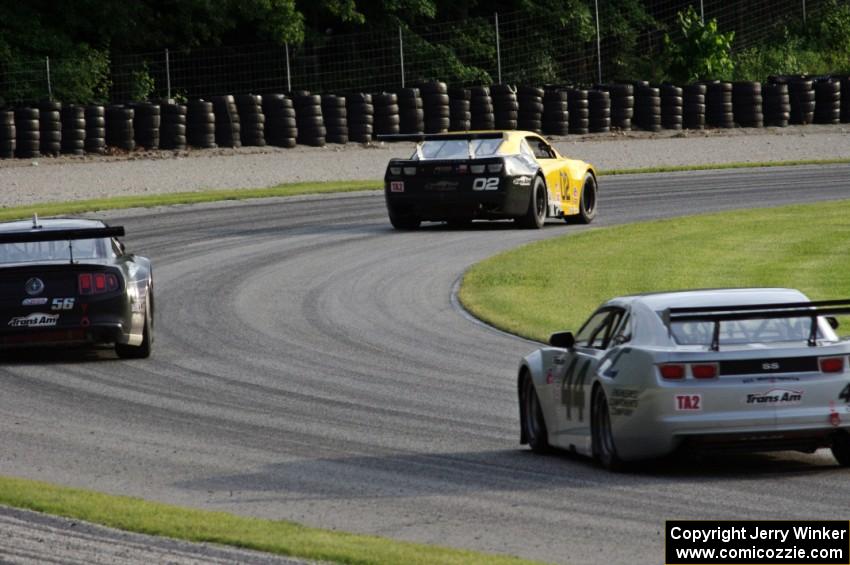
<box><xmin>0</xmin><ymin>109</ymin><xmax>15</xmax><ymax>159</ymax></box>
<box><xmin>598</xmin><ymin>83</ymin><xmax>634</xmax><ymax>131</ymax></box>
<box><xmin>786</xmin><ymin>78</ymin><xmax>815</xmax><ymax>125</ymax></box>
<box><xmin>420</xmin><ymin>81</ymin><xmax>449</xmax><ymax>134</ymax></box>
<box><xmin>131</xmin><ymin>102</ymin><xmax>161</xmax><ymax>149</ymax></box>
<box><xmin>38</xmin><ymin>100</ymin><xmax>62</xmax><ymax>156</ymax></box>
<box><xmin>470</xmin><ymin>86</ymin><xmax>495</xmax><ymax>130</ymax></box>
<box><xmin>491</xmin><ymin>84</ymin><xmax>518</xmax><ymax>131</ymax></box>
<box><xmin>295</xmin><ymin>93</ymin><xmax>327</xmax><ymax>146</ymax></box>
<box><xmin>682</xmin><ymin>83</ymin><xmax>706</xmax><ymax>130</ymax></box>
<box><xmin>84</xmin><ymin>105</ymin><xmax>106</xmax><ymax>154</ymax></box>
<box><xmin>211</xmin><ymin>95</ymin><xmax>241</xmax><ymax>148</ymax></box>
<box><xmin>588</xmin><ymin>89</ymin><xmax>611</xmax><ymax>133</ymax></box>
<box><xmin>396</xmin><ymin>87</ymin><xmax>424</xmax><ymax>134</ymax></box>
<box><xmin>345</xmin><ymin>93</ymin><xmax>372</xmax><ymax>143</ymax></box>
<box><xmin>542</xmin><ymin>88</ymin><xmax>569</xmax><ymax>136</ymax></box>
<box><xmin>732</xmin><ymin>82</ymin><xmax>763</xmax><ymax>128</ymax></box>
<box><xmin>186</xmin><ymin>99</ymin><xmax>217</xmax><ymax>149</ymax></box>
<box><xmin>841</xmin><ymin>76</ymin><xmax>850</xmax><ymax>123</ymax></box>
<box><xmin>263</xmin><ymin>94</ymin><xmax>298</xmax><ymax>148</ymax></box>
<box><xmin>60</xmin><ymin>104</ymin><xmax>85</xmax><ymax>155</ymax></box>
<box><xmin>567</xmin><ymin>89</ymin><xmax>589</xmax><ymax>134</ymax></box>
<box><xmin>321</xmin><ymin>94</ymin><xmax>348</xmax><ymax>144</ymax></box>
<box><xmin>449</xmin><ymin>88</ymin><xmax>471</xmax><ymax>132</ymax></box>
<box><xmin>372</xmin><ymin>92</ymin><xmax>399</xmax><ymax>136</ymax></box>
<box><xmin>517</xmin><ymin>85</ymin><xmax>544</xmax><ymax>133</ymax></box>
<box><xmin>813</xmin><ymin>78</ymin><xmax>841</xmax><ymax>124</ymax></box>
<box><xmin>160</xmin><ymin>103</ymin><xmax>187</xmax><ymax>150</ymax></box>
<box><xmin>105</xmin><ymin>105</ymin><xmax>135</xmax><ymax>151</ymax></box>
<box><xmin>660</xmin><ymin>84</ymin><xmax>683</xmax><ymax>130</ymax></box>
<box><xmin>236</xmin><ymin>94</ymin><xmax>266</xmax><ymax>146</ymax></box>
<box><xmin>14</xmin><ymin>107</ymin><xmax>39</xmax><ymax>158</ymax></box>
<box><xmin>705</xmin><ymin>81</ymin><xmax>734</xmax><ymax>128</ymax></box>
<box><xmin>633</xmin><ymin>84</ymin><xmax>661</xmax><ymax>131</ymax></box>
<box><xmin>763</xmin><ymin>83</ymin><xmax>790</xmax><ymax>127</ymax></box>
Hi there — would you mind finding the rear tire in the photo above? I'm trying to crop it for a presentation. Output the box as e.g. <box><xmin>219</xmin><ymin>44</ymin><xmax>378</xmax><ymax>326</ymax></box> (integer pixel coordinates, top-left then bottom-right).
<box><xmin>592</xmin><ymin>387</ymin><xmax>623</xmax><ymax>471</ymax></box>
<box><xmin>832</xmin><ymin>430</ymin><xmax>850</xmax><ymax>466</ymax></box>
<box><xmin>521</xmin><ymin>374</ymin><xmax>550</xmax><ymax>453</ymax></box>
<box><xmin>116</xmin><ymin>295</ymin><xmax>152</xmax><ymax>359</ymax></box>
<box><xmin>566</xmin><ymin>172</ymin><xmax>597</xmax><ymax>224</ymax></box>
<box><xmin>517</xmin><ymin>175</ymin><xmax>546</xmax><ymax>229</ymax></box>
<box><xmin>387</xmin><ymin>205</ymin><xmax>421</xmax><ymax>230</ymax></box>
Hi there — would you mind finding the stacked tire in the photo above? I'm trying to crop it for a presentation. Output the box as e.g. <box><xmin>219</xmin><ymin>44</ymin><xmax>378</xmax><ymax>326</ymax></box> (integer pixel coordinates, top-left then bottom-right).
<box><xmin>660</xmin><ymin>85</ymin><xmax>683</xmax><ymax>130</ymax></box>
<box><xmin>567</xmin><ymin>89</ymin><xmax>589</xmax><ymax>134</ymax></box>
<box><xmin>263</xmin><ymin>94</ymin><xmax>298</xmax><ymax>148</ymax></box>
<box><xmin>470</xmin><ymin>86</ymin><xmax>495</xmax><ymax>130</ymax></box>
<box><xmin>682</xmin><ymin>84</ymin><xmax>706</xmax><ymax>130</ymax></box>
<box><xmin>373</xmin><ymin>93</ymin><xmax>399</xmax><ymax>136</ymax></box>
<box><xmin>763</xmin><ymin>83</ymin><xmax>790</xmax><ymax>127</ymax></box>
<box><xmin>160</xmin><ymin>103</ymin><xmax>187</xmax><ymax>150</ymax></box>
<box><xmin>542</xmin><ymin>88</ymin><xmax>569</xmax><ymax>136</ymax></box>
<box><xmin>588</xmin><ymin>89</ymin><xmax>611</xmax><ymax>133</ymax></box>
<box><xmin>633</xmin><ymin>84</ymin><xmax>661</xmax><ymax>131</ymax></box>
<box><xmin>491</xmin><ymin>84</ymin><xmax>518</xmax><ymax>130</ymax></box>
<box><xmin>211</xmin><ymin>95</ymin><xmax>240</xmax><ymax>148</ymax></box>
<box><xmin>813</xmin><ymin>78</ymin><xmax>841</xmax><ymax>124</ymax></box>
<box><xmin>106</xmin><ymin>105</ymin><xmax>135</xmax><ymax>151</ymax></box>
<box><xmin>603</xmin><ymin>83</ymin><xmax>634</xmax><ymax>130</ymax></box>
<box><xmin>346</xmin><ymin>93</ymin><xmax>373</xmax><ymax>143</ymax></box>
<box><xmin>841</xmin><ymin>76</ymin><xmax>850</xmax><ymax>123</ymax></box>
<box><xmin>132</xmin><ymin>102</ymin><xmax>160</xmax><ymax>149</ymax></box>
<box><xmin>786</xmin><ymin>78</ymin><xmax>815</xmax><ymax>125</ymax></box>
<box><xmin>84</xmin><ymin>105</ymin><xmax>105</xmax><ymax>154</ymax></box>
<box><xmin>0</xmin><ymin>110</ymin><xmax>14</xmax><ymax>159</ymax></box>
<box><xmin>731</xmin><ymin>82</ymin><xmax>763</xmax><ymax>128</ymax></box>
<box><xmin>14</xmin><ymin>107</ymin><xmax>39</xmax><ymax>158</ymax></box>
<box><xmin>321</xmin><ymin>95</ymin><xmax>348</xmax><ymax>144</ymax></box>
<box><xmin>186</xmin><ymin>99</ymin><xmax>216</xmax><ymax>149</ymax></box>
<box><xmin>420</xmin><ymin>82</ymin><xmax>449</xmax><ymax>134</ymax></box>
<box><xmin>60</xmin><ymin>104</ymin><xmax>85</xmax><ymax>155</ymax></box>
<box><xmin>236</xmin><ymin>94</ymin><xmax>265</xmax><ymax>146</ymax></box>
<box><xmin>295</xmin><ymin>93</ymin><xmax>327</xmax><ymax>146</ymax></box>
<box><xmin>449</xmin><ymin>88</ymin><xmax>471</xmax><ymax>131</ymax></box>
<box><xmin>517</xmin><ymin>86</ymin><xmax>544</xmax><ymax>133</ymax></box>
<box><xmin>705</xmin><ymin>82</ymin><xmax>734</xmax><ymax>128</ymax></box>
<box><xmin>39</xmin><ymin>100</ymin><xmax>61</xmax><ymax>156</ymax></box>
<box><xmin>396</xmin><ymin>88</ymin><xmax>423</xmax><ymax>134</ymax></box>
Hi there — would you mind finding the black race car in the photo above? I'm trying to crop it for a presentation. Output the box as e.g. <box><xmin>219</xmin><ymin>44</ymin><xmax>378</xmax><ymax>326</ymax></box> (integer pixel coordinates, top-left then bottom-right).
<box><xmin>0</xmin><ymin>216</ymin><xmax>153</xmax><ymax>358</ymax></box>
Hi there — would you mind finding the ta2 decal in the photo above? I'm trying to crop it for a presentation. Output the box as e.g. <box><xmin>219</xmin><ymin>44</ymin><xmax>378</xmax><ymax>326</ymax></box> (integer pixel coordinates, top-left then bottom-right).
<box><xmin>675</xmin><ymin>394</ymin><xmax>702</xmax><ymax>411</ymax></box>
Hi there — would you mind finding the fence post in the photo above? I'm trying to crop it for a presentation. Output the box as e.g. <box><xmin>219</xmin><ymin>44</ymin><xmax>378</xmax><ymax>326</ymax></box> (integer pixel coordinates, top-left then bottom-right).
<box><xmin>700</xmin><ymin>0</ymin><xmax>705</xmax><ymax>24</ymax></box>
<box><xmin>285</xmin><ymin>42</ymin><xmax>292</xmax><ymax>92</ymax></box>
<box><xmin>495</xmin><ymin>13</ymin><xmax>502</xmax><ymax>84</ymax></box>
<box><xmin>802</xmin><ymin>0</ymin><xmax>807</xmax><ymax>25</ymax></box>
<box><xmin>399</xmin><ymin>26</ymin><xmax>405</xmax><ymax>88</ymax></box>
<box><xmin>594</xmin><ymin>0</ymin><xmax>602</xmax><ymax>84</ymax></box>
<box><xmin>45</xmin><ymin>56</ymin><xmax>52</xmax><ymax>100</ymax></box>
<box><xmin>165</xmin><ymin>48</ymin><xmax>171</xmax><ymax>99</ymax></box>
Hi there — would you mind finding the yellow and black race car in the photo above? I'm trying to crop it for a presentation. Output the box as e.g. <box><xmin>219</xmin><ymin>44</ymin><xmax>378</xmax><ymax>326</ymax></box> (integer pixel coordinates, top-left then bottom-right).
<box><xmin>381</xmin><ymin>131</ymin><xmax>597</xmax><ymax>229</ymax></box>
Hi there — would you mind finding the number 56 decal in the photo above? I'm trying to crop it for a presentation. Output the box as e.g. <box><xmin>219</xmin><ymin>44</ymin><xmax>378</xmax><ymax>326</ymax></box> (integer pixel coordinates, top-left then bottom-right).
<box><xmin>472</xmin><ymin>177</ymin><xmax>499</xmax><ymax>191</ymax></box>
<box><xmin>51</xmin><ymin>298</ymin><xmax>75</xmax><ymax>310</ymax></box>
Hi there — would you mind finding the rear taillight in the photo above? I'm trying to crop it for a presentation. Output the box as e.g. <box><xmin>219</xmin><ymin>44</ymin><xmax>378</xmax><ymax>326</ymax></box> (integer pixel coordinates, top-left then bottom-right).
<box><xmin>660</xmin><ymin>364</ymin><xmax>685</xmax><ymax>379</ymax></box>
<box><xmin>691</xmin><ymin>363</ymin><xmax>718</xmax><ymax>379</ymax></box>
<box><xmin>78</xmin><ymin>272</ymin><xmax>119</xmax><ymax>295</ymax></box>
<box><xmin>820</xmin><ymin>356</ymin><xmax>845</xmax><ymax>373</ymax></box>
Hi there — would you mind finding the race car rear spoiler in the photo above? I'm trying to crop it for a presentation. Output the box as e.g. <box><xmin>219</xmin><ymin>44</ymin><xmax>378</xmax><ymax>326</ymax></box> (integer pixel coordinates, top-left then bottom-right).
<box><xmin>0</xmin><ymin>226</ymin><xmax>125</xmax><ymax>244</ymax></box>
<box><xmin>663</xmin><ymin>299</ymin><xmax>850</xmax><ymax>350</ymax></box>
<box><xmin>377</xmin><ymin>132</ymin><xmax>506</xmax><ymax>142</ymax></box>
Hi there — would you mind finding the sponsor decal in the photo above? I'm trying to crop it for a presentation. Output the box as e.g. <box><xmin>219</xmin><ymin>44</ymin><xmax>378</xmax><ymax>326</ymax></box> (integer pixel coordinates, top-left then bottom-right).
<box><xmin>25</xmin><ymin>277</ymin><xmax>45</xmax><ymax>296</ymax></box>
<box><xmin>545</xmin><ymin>368</ymin><xmax>555</xmax><ymax>385</ymax></box>
<box><xmin>609</xmin><ymin>388</ymin><xmax>639</xmax><ymax>416</ymax></box>
<box><xmin>425</xmin><ymin>180</ymin><xmax>459</xmax><ymax>192</ymax></box>
<box><xmin>742</xmin><ymin>376</ymin><xmax>801</xmax><ymax>383</ymax></box>
<box><xmin>513</xmin><ymin>175</ymin><xmax>532</xmax><ymax>186</ymax></box>
<box><xmin>390</xmin><ymin>181</ymin><xmax>404</xmax><ymax>193</ymax></box>
<box><xmin>471</xmin><ymin>177</ymin><xmax>499</xmax><ymax>191</ymax></box>
<box><xmin>51</xmin><ymin>298</ymin><xmax>75</xmax><ymax>311</ymax></box>
<box><xmin>8</xmin><ymin>312</ymin><xmax>59</xmax><ymax>328</ymax></box>
<box><xmin>22</xmin><ymin>297</ymin><xmax>48</xmax><ymax>306</ymax></box>
<box><xmin>745</xmin><ymin>388</ymin><xmax>803</xmax><ymax>406</ymax></box>
<box><xmin>573</xmin><ymin>187</ymin><xmax>578</xmax><ymax>199</ymax></box>
<box><xmin>675</xmin><ymin>394</ymin><xmax>702</xmax><ymax>411</ymax></box>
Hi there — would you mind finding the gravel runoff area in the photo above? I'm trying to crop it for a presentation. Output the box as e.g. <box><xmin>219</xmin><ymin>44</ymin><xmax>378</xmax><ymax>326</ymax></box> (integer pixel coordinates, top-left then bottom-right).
<box><xmin>0</xmin><ymin>124</ymin><xmax>848</xmax><ymax>209</ymax></box>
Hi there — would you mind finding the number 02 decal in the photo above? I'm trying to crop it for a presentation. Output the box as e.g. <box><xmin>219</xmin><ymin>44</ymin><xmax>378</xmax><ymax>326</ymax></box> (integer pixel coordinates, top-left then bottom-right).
<box><xmin>472</xmin><ymin>177</ymin><xmax>499</xmax><ymax>191</ymax></box>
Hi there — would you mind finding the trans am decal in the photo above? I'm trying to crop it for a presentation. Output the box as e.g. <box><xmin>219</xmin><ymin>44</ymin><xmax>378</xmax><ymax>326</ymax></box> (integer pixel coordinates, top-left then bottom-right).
<box><xmin>745</xmin><ymin>389</ymin><xmax>803</xmax><ymax>406</ymax></box>
<box><xmin>8</xmin><ymin>313</ymin><xmax>59</xmax><ymax>328</ymax></box>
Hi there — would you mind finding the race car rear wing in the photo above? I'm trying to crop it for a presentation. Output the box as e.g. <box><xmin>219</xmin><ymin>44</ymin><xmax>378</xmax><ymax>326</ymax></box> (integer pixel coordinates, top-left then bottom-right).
<box><xmin>663</xmin><ymin>299</ymin><xmax>850</xmax><ymax>350</ymax></box>
<box><xmin>377</xmin><ymin>132</ymin><xmax>506</xmax><ymax>143</ymax></box>
<box><xmin>0</xmin><ymin>226</ymin><xmax>125</xmax><ymax>244</ymax></box>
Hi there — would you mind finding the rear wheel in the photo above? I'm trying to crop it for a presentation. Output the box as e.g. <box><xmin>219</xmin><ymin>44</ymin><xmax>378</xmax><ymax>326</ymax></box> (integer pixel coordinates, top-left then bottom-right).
<box><xmin>566</xmin><ymin>172</ymin><xmax>597</xmax><ymax>224</ymax></box>
<box><xmin>592</xmin><ymin>387</ymin><xmax>623</xmax><ymax>471</ymax></box>
<box><xmin>831</xmin><ymin>430</ymin><xmax>850</xmax><ymax>466</ymax></box>
<box><xmin>517</xmin><ymin>176</ymin><xmax>546</xmax><ymax>229</ymax></box>
<box><xmin>388</xmin><ymin>205</ymin><xmax>421</xmax><ymax>230</ymax></box>
<box><xmin>521</xmin><ymin>374</ymin><xmax>550</xmax><ymax>452</ymax></box>
<box><xmin>116</xmin><ymin>294</ymin><xmax>152</xmax><ymax>359</ymax></box>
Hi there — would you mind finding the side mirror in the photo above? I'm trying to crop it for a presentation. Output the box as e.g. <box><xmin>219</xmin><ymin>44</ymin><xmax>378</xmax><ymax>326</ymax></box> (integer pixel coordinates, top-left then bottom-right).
<box><xmin>827</xmin><ymin>316</ymin><xmax>840</xmax><ymax>330</ymax></box>
<box><xmin>549</xmin><ymin>331</ymin><xmax>575</xmax><ymax>349</ymax></box>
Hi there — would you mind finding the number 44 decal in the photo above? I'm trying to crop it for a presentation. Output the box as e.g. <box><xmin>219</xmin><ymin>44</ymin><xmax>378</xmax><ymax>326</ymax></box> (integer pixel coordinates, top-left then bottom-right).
<box><xmin>51</xmin><ymin>298</ymin><xmax>75</xmax><ymax>311</ymax></box>
<box><xmin>840</xmin><ymin>384</ymin><xmax>850</xmax><ymax>403</ymax></box>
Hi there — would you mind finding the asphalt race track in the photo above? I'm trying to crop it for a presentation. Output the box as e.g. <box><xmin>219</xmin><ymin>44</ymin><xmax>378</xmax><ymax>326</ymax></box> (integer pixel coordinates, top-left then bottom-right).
<box><xmin>2</xmin><ymin>165</ymin><xmax>850</xmax><ymax>564</ymax></box>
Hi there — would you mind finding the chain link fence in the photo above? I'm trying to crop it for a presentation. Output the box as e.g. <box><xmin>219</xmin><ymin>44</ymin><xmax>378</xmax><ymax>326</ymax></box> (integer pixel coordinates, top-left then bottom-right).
<box><xmin>0</xmin><ymin>0</ymin><xmax>830</xmax><ymax>104</ymax></box>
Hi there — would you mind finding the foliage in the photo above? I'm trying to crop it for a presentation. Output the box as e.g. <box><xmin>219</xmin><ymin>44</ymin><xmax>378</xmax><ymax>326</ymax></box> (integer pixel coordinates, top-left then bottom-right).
<box><xmin>662</xmin><ymin>6</ymin><xmax>735</xmax><ymax>83</ymax></box>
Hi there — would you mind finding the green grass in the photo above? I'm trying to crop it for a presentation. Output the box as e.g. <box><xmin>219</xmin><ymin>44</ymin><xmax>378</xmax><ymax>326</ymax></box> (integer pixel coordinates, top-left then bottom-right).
<box><xmin>459</xmin><ymin>199</ymin><xmax>850</xmax><ymax>343</ymax></box>
<box><xmin>598</xmin><ymin>158</ymin><xmax>850</xmax><ymax>176</ymax></box>
<box><xmin>0</xmin><ymin>475</ymin><xmax>542</xmax><ymax>565</ymax></box>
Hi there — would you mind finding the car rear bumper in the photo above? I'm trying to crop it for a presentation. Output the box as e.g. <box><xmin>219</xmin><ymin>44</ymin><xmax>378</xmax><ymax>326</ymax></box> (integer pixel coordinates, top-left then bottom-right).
<box><xmin>385</xmin><ymin>178</ymin><xmax>532</xmax><ymax>220</ymax></box>
<box><xmin>0</xmin><ymin>322</ymin><xmax>125</xmax><ymax>349</ymax></box>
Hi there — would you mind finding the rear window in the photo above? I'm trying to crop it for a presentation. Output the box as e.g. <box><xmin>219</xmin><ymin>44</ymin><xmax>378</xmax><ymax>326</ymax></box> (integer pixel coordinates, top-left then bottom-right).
<box><xmin>415</xmin><ymin>138</ymin><xmax>502</xmax><ymax>160</ymax></box>
<box><xmin>0</xmin><ymin>238</ymin><xmax>109</xmax><ymax>264</ymax></box>
<box><xmin>670</xmin><ymin>317</ymin><xmax>839</xmax><ymax>346</ymax></box>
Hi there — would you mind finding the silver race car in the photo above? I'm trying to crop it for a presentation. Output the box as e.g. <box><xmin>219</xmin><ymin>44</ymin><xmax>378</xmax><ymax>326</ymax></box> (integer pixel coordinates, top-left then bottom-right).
<box><xmin>517</xmin><ymin>288</ymin><xmax>850</xmax><ymax>470</ymax></box>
